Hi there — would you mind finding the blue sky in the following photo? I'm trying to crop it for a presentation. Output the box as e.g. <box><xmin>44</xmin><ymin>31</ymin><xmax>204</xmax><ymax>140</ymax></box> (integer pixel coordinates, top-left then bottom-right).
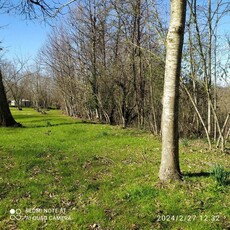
<box><xmin>0</xmin><ymin>12</ymin><xmax>50</xmax><ymax>63</ymax></box>
<box><xmin>0</xmin><ymin>1</ymin><xmax>229</xmax><ymax>66</ymax></box>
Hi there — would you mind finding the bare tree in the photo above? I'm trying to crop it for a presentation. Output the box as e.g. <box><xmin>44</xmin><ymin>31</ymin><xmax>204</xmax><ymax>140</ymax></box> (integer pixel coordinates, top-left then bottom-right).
<box><xmin>159</xmin><ymin>0</ymin><xmax>187</xmax><ymax>181</ymax></box>
<box><xmin>2</xmin><ymin>57</ymin><xmax>29</xmax><ymax>110</ymax></box>
<box><xmin>181</xmin><ymin>0</ymin><xmax>230</xmax><ymax>148</ymax></box>
<box><xmin>1</xmin><ymin>0</ymin><xmax>77</xmax><ymax>18</ymax></box>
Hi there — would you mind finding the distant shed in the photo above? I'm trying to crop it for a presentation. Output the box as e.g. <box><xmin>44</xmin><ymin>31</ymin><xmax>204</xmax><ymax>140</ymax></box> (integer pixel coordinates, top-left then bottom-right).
<box><xmin>21</xmin><ymin>99</ymin><xmax>31</xmax><ymax>107</ymax></box>
<box><xmin>10</xmin><ymin>99</ymin><xmax>31</xmax><ymax>107</ymax></box>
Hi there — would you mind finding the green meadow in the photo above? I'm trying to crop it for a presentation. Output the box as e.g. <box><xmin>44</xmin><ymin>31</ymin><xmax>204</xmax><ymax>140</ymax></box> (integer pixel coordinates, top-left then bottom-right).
<box><xmin>0</xmin><ymin>108</ymin><xmax>229</xmax><ymax>229</ymax></box>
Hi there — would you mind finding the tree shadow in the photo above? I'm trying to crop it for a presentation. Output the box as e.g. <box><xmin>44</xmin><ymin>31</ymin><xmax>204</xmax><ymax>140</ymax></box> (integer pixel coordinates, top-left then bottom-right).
<box><xmin>23</xmin><ymin>122</ymin><xmax>78</xmax><ymax>129</ymax></box>
<box><xmin>21</xmin><ymin>119</ymin><xmax>103</xmax><ymax>129</ymax></box>
<box><xmin>183</xmin><ymin>172</ymin><xmax>230</xmax><ymax>186</ymax></box>
<box><xmin>183</xmin><ymin>172</ymin><xmax>211</xmax><ymax>178</ymax></box>
<box><xmin>224</xmin><ymin>148</ymin><xmax>230</xmax><ymax>154</ymax></box>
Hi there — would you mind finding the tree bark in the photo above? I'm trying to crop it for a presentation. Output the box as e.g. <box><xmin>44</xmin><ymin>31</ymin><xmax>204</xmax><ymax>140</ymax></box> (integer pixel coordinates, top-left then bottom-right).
<box><xmin>159</xmin><ymin>0</ymin><xmax>186</xmax><ymax>181</ymax></box>
<box><xmin>0</xmin><ymin>70</ymin><xmax>21</xmax><ymax>127</ymax></box>
<box><xmin>207</xmin><ymin>0</ymin><xmax>212</xmax><ymax>135</ymax></box>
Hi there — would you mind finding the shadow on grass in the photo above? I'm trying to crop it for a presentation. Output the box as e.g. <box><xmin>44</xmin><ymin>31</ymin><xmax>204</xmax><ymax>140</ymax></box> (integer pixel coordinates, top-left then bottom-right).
<box><xmin>183</xmin><ymin>172</ymin><xmax>230</xmax><ymax>186</ymax></box>
<box><xmin>23</xmin><ymin>120</ymin><xmax>101</xmax><ymax>129</ymax></box>
<box><xmin>183</xmin><ymin>172</ymin><xmax>211</xmax><ymax>178</ymax></box>
<box><xmin>24</xmin><ymin>122</ymin><xmax>79</xmax><ymax>128</ymax></box>
<box><xmin>224</xmin><ymin>148</ymin><xmax>230</xmax><ymax>154</ymax></box>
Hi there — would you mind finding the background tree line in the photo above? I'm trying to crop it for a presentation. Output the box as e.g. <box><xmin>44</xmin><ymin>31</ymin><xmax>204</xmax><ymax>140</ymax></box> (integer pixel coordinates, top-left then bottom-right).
<box><xmin>1</xmin><ymin>0</ymin><xmax>230</xmax><ymax>147</ymax></box>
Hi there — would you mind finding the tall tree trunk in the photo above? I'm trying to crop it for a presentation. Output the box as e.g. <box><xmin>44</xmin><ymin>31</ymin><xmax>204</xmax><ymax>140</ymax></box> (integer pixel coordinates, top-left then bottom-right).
<box><xmin>159</xmin><ymin>0</ymin><xmax>186</xmax><ymax>181</ymax></box>
<box><xmin>188</xmin><ymin>0</ymin><xmax>200</xmax><ymax>135</ymax></box>
<box><xmin>207</xmin><ymin>0</ymin><xmax>212</xmax><ymax>136</ymax></box>
<box><xmin>0</xmin><ymin>70</ymin><xmax>21</xmax><ymax>127</ymax></box>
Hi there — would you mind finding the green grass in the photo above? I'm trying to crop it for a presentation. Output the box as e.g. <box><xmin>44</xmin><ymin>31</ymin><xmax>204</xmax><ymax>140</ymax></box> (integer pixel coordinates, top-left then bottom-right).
<box><xmin>0</xmin><ymin>108</ymin><xmax>229</xmax><ymax>229</ymax></box>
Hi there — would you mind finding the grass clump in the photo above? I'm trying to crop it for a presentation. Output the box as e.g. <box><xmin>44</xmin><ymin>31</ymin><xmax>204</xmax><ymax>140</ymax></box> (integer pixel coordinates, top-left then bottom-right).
<box><xmin>180</xmin><ymin>138</ymin><xmax>189</xmax><ymax>147</ymax></box>
<box><xmin>211</xmin><ymin>164</ymin><xmax>229</xmax><ymax>186</ymax></box>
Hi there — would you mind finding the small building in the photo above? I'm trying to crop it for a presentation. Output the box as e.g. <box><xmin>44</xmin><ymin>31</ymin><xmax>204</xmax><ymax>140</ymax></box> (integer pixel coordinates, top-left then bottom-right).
<box><xmin>10</xmin><ymin>100</ymin><xmax>16</xmax><ymax>107</ymax></box>
<box><xmin>10</xmin><ymin>99</ymin><xmax>31</xmax><ymax>107</ymax></box>
<box><xmin>21</xmin><ymin>99</ymin><xmax>31</xmax><ymax>107</ymax></box>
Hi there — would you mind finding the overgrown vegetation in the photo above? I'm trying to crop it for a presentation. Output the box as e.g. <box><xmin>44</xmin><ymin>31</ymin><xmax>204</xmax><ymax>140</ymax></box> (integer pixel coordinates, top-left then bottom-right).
<box><xmin>0</xmin><ymin>108</ymin><xmax>229</xmax><ymax>229</ymax></box>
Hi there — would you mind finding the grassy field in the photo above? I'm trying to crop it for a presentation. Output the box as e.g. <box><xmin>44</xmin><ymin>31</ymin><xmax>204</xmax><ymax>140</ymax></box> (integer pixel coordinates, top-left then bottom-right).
<box><xmin>0</xmin><ymin>108</ymin><xmax>229</xmax><ymax>230</ymax></box>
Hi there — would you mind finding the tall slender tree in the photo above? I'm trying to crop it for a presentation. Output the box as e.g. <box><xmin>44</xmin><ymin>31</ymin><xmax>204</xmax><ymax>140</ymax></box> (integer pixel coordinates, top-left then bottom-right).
<box><xmin>159</xmin><ymin>0</ymin><xmax>187</xmax><ymax>181</ymax></box>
